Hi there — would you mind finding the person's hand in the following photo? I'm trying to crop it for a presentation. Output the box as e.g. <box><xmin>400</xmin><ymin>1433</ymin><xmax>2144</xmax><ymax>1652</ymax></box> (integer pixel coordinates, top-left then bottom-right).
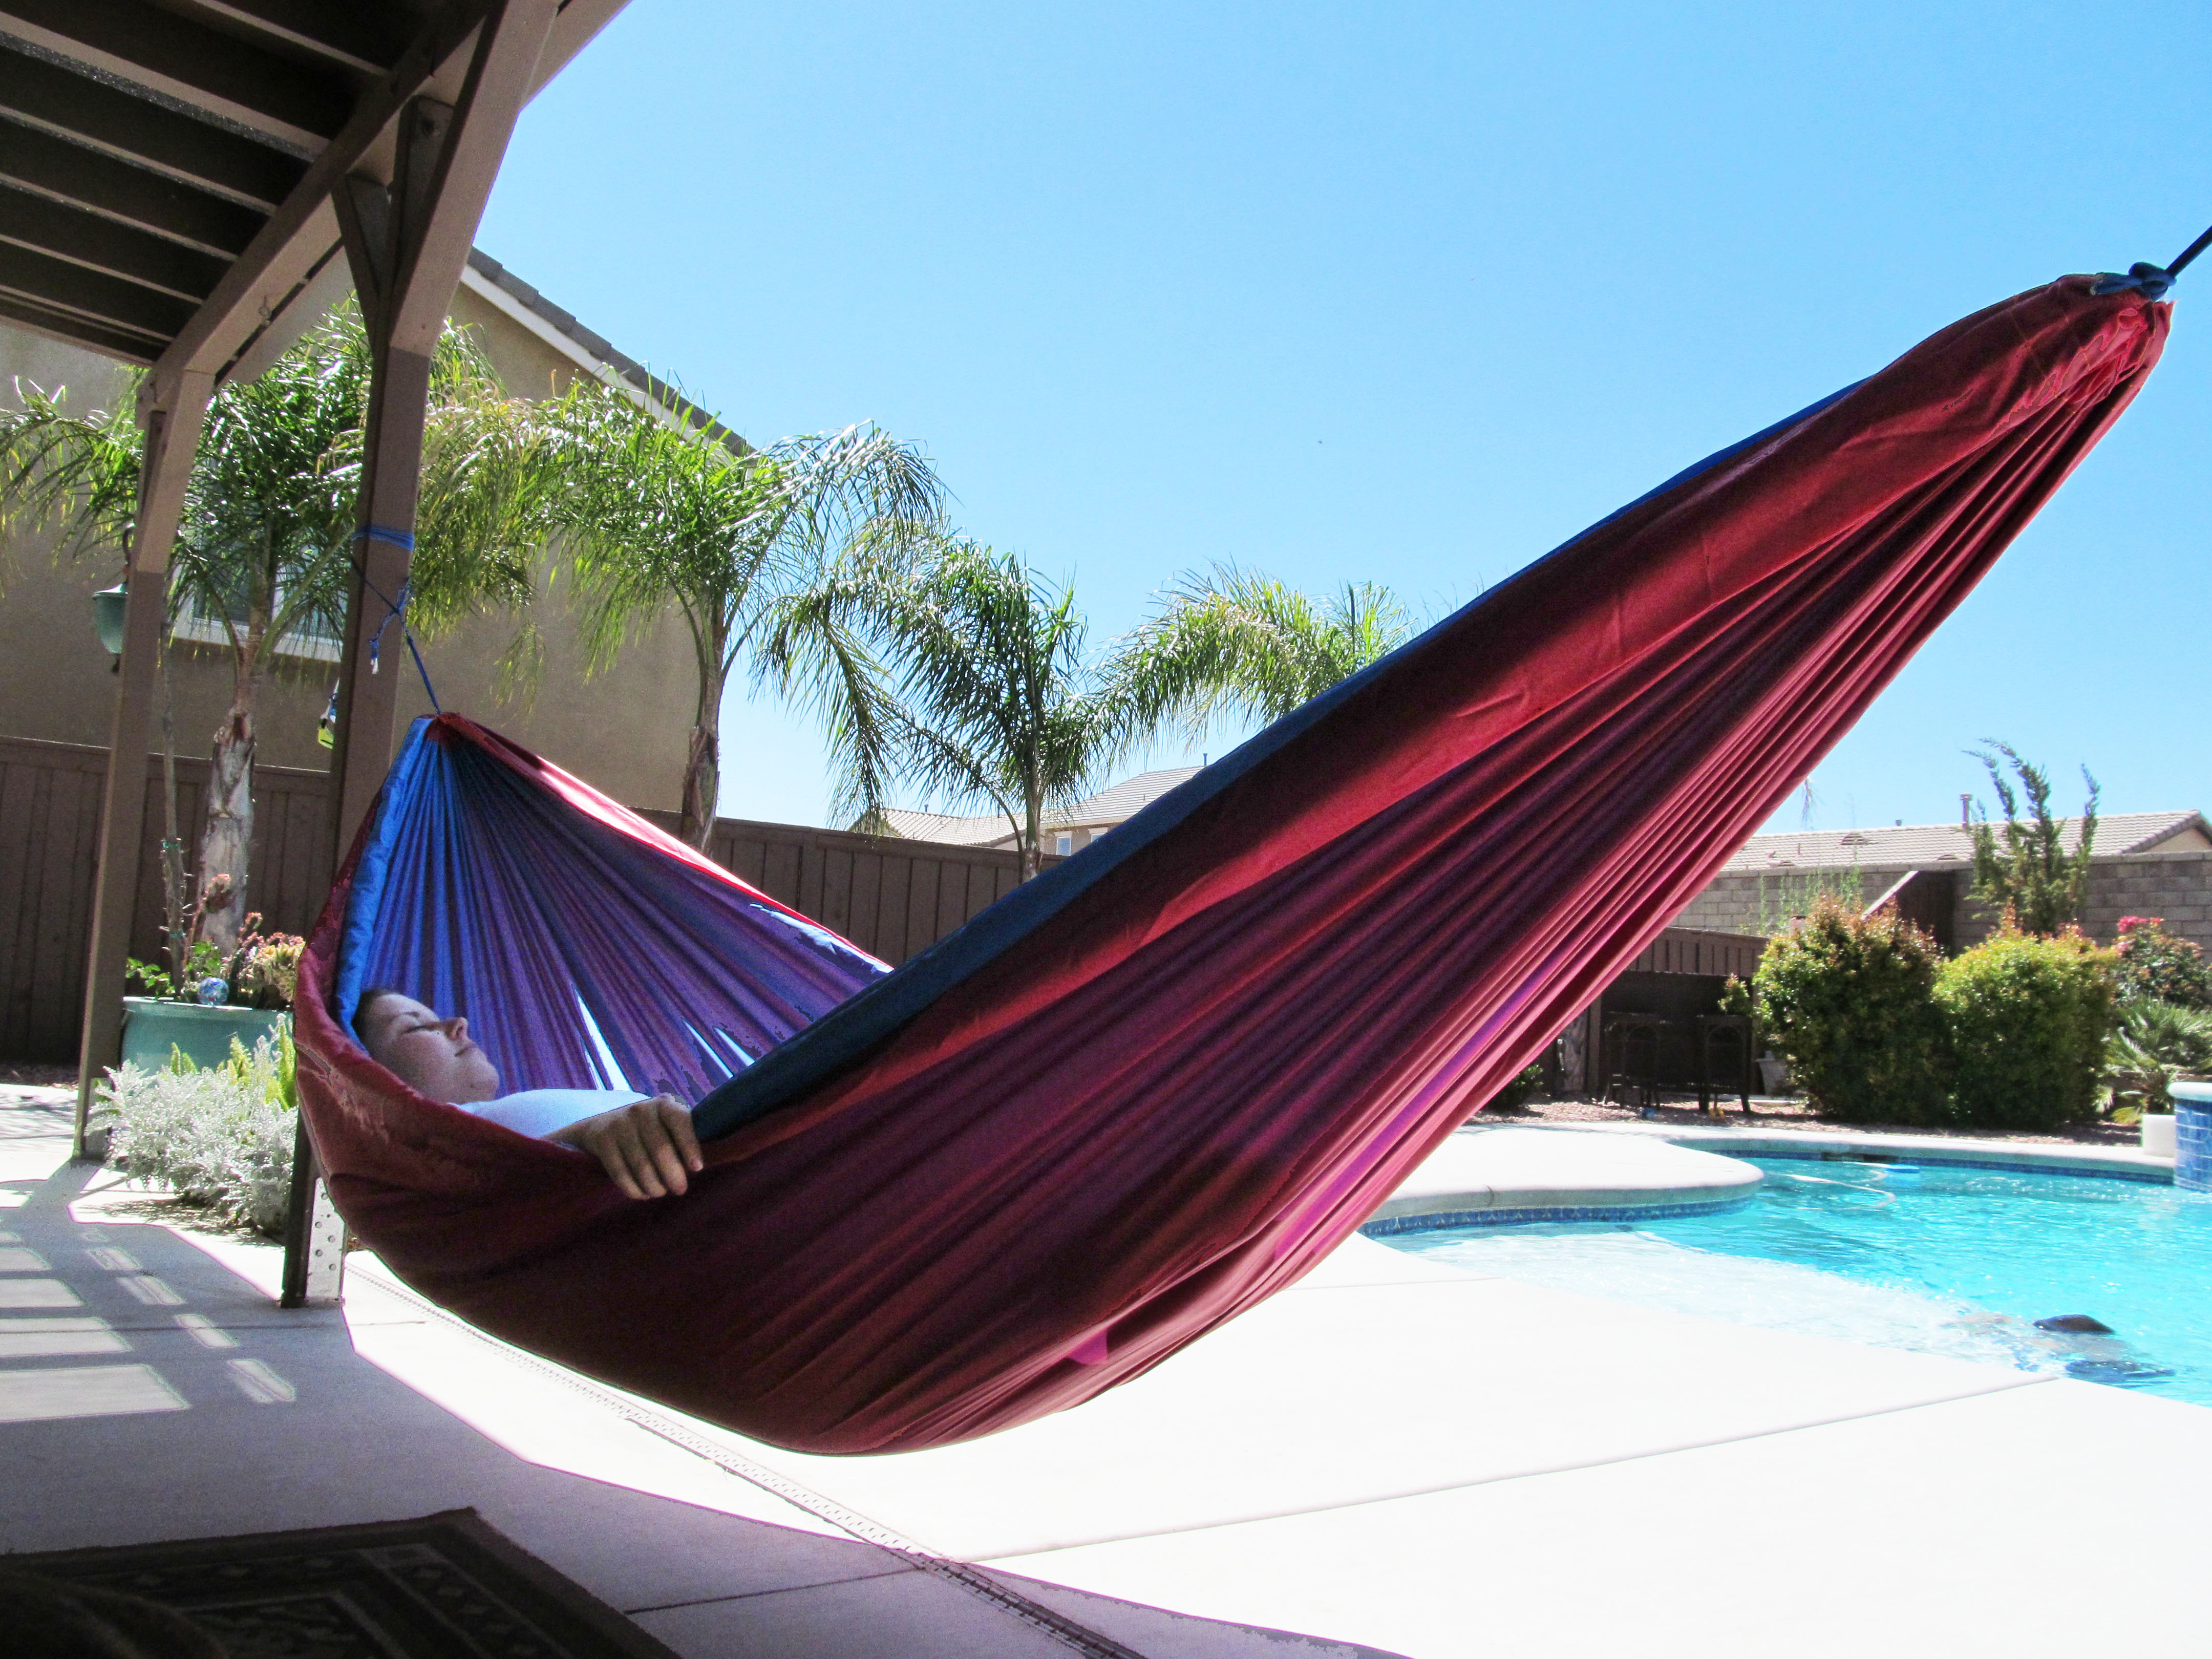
<box><xmin>549</xmin><ymin>1095</ymin><xmax>704</xmax><ymax>1199</ymax></box>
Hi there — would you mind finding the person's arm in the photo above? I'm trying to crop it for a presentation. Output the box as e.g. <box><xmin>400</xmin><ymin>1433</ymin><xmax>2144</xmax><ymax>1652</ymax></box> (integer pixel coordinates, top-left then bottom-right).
<box><xmin>547</xmin><ymin>1095</ymin><xmax>704</xmax><ymax>1199</ymax></box>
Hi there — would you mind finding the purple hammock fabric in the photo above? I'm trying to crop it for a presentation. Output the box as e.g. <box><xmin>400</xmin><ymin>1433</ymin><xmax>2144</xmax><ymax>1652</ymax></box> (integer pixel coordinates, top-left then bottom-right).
<box><xmin>328</xmin><ymin>716</ymin><xmax>887</xmax><ymax>1101</ymax></box>
<box><xmin>295</xmin><ymin>274</ymin><xmax>2168</xmax><ymax>1454</ymax></box>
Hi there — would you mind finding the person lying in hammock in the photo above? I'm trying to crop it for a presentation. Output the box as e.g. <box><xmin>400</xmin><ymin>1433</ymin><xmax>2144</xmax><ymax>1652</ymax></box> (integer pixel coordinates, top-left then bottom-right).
<box><xmin>356</xmin><ymin>989</ymin><xmax>704</xmax><ymax>1201</ymax></box>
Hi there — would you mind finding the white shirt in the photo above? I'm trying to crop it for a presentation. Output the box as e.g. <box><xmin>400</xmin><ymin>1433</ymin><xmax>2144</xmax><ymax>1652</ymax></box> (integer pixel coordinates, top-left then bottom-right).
<box><xmin>461</xmin><ymin>1088</ymin><xmax>645</xmax><ymax>1139</ymax></box>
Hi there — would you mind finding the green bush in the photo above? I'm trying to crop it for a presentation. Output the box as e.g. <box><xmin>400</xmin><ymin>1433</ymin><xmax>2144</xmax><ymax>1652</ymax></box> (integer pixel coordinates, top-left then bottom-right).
<box><xmin>2112</xmin><ymin>916</ymin><xmax>2212</xmax><ymax>1009</ymax></box>
<box><xmin>2107</xmin><ymin>997</ymin><xmax>2212</xmax><ymax>1115</ymax></box>
<box><xmin>1750</xmin><ymin>895</ymin><xmax>1949</xmax><ymax>1125</ymax></box>
<box><xmin>1936</xmin><ymin>927</ymin><xmax>2116</xmax><ymax>1131</ymax></box>
<box><xmin>97</xmin><ymin>1029</ymin><xmax>297</xmax><ymax>1235</ymax></box>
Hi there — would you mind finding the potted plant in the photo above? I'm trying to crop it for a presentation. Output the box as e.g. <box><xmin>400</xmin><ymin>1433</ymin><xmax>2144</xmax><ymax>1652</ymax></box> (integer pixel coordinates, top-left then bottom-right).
<box><xmin>123</xmin><ymin>916</ymin><xmax>303</xmax><ymax>1072</ymax></box>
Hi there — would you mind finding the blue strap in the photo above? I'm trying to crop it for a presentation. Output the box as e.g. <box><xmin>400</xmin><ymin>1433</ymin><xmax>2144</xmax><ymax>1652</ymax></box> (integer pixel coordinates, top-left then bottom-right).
<box><xmin>2091</xmin><ymin>262</ymin><xmax>2175</xmax><ymax>300</ymax></box>
<box><xmin>348</xmin><ymin>529</ymin><xmax>441</xmax><ymax>713</ymax></box>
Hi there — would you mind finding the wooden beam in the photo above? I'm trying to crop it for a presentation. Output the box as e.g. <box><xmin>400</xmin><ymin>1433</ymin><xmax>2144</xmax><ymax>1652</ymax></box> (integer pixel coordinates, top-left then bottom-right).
<box><xmin>169</xmin><ymin>0</ymin><xmax>412</xmax><ymax>80</ymax></box>
<box><xmin>73</xmin><ymin>374</ymin><xmax>213</xmax><ymax>1155</ymax></box>
<box><xmin>0</xmin><ymin>239</ymin><xmax>192</xmax><ymax>342</ymax></box>
<box><xmin>0</xmin><ymin>43</ymin><xmax>305</xmax><ymax>208</ymax></box>
<box><xmin>324</xmin><ymin>0</ymin><xmax>557</xmax><ymax>856</ymax></box>
<box><xmin>0</xmin><ymin>292</ymin><xmax>159</xmax><ymax>362</ymax></box>
<box><xmin>0</xmin><ymin>181</ymin><xmax>226</xmax><ymax>300</ymax></box>
<box><xmin>0</xmin><ymin>119</ymin><xmax>267</xmax><ymax>256</ymax></box>
<box><xmin>155</xmin><ymin>0</ymin><xmax>632</xmax><ymax>395</ymax></box>
<box><xmin>0</xmin><ymin>0</ymin><xmax>355</xmax><ymax>151</ymax></box>
<box><xmin>144</xmin><ymin>0</ymin><xmax>499</xmax><ymax>403</ymax></box>
<box><xmin>388</xmin><ymin>0</ymin><xmax>556</xmax><ymax>354</ymax></box>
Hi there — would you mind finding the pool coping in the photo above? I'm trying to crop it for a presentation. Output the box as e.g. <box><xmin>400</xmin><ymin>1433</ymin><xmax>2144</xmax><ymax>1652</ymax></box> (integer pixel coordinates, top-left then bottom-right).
<box><xmin>1360</xmin><ymin>1129</ymin><xmax>1765</xmax><ymax>1234</ymax></box>
<box><xmin>1634</xmin><ymin>1124</ymin><xmax>2176</xmax><ymax>1185</ymax></box>
<box><xmin>1358</xmin><ymin>1120</ymin><xmax>2182</xmax><ymax>1241</ymax></box>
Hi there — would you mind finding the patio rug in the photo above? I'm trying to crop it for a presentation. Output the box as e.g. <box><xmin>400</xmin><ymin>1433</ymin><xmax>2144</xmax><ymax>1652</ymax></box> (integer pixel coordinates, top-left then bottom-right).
<box><xmin>0</xmin><ymin>1508</ymin><xmax>677</xmax><ymax>1657</ymax></box>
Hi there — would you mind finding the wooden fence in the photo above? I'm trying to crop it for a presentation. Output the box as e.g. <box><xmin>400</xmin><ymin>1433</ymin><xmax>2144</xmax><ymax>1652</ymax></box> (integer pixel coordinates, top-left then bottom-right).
<box><xmin>637</xmin><ymin>810</ymin><xmax>1052</xmax><ymax>968</ymax></box>
<box><xmin>0</xmin><ymin>734</ymin><xmax>1048</xmax><ymax>1063</ymax></box>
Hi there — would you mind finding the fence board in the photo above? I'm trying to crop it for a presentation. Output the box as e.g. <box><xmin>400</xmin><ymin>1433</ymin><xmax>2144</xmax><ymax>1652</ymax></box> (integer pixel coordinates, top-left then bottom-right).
<box><xmin>876</xmin><ymin>855</ymin><xmax>913</xmax><ymax>962</ymax></box>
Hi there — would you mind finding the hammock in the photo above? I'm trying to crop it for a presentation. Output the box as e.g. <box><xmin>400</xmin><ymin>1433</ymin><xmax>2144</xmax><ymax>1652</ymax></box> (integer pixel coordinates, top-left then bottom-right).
<box><xmin>294</xmin><ymin>274</ymin><xmax>2167</xmax><ymax>1454</ymax></box>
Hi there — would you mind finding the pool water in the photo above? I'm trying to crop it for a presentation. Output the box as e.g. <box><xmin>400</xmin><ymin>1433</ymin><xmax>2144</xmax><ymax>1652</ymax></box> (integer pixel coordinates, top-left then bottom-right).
<box><xmin>1385</xmin><ymin>1157</ymin><xmax>2212</xmax><ymax>1404</ymax></box>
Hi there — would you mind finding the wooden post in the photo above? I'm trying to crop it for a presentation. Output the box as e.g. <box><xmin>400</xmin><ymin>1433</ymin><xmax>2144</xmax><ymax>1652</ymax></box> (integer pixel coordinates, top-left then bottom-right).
<box><xmin>72</xmin><ymin>377</ymin><xmax>212</xmax><ymax>1158</ymax></box>
<box><xmin>282</xmin><ymin>0</ymin><xmax>556</xmax><ymax>1305</ymax></box>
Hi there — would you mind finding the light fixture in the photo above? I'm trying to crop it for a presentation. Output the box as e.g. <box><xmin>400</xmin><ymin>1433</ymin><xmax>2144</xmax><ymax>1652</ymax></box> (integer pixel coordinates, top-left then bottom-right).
<box><xmin>92</xmin><ymin>582</ymin><xmax>127</xmax><ymax>656</ymax></box>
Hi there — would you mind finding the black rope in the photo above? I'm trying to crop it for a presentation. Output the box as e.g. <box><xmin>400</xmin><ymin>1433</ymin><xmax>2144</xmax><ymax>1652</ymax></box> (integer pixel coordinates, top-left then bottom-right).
<box><xmin>2168</xmin><ymin>219</ymin><xmax>2212</xmax><ymax>280</ymax></box>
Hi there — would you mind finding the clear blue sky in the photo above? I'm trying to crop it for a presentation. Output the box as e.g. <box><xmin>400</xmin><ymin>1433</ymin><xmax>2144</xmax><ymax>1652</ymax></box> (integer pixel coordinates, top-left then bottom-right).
<box><xmin>477</xmin><ymin>2</ymin><xmax>2211</xmax><ymax>832</ymax></box>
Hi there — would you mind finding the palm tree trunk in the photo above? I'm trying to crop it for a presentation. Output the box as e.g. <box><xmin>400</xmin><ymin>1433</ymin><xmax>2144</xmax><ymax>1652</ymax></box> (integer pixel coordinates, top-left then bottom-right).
<box><xmin>680</xmin><ymin>692</ymin><xmax>721</xmax><ymax>852</ymax></box>
<box><xmin>194</xmin><ymin>648</ymin><xmax>260</xmax><ymax>953</ymax></box>
<box><xmin>1019</xmin><ymin>782</ymin><xmax>1045</xmax><ymax>881</ymax></box>
<box><xmin>158</xmin><ymin>644</ymin><xmax>189</xmax><ymax>985</ymax></box>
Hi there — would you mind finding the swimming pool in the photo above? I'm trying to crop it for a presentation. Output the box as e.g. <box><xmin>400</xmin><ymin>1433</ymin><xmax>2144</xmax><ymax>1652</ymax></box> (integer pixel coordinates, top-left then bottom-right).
<box><xmin>1384</xmin><ymin>1155</ymin><xmax>2212</xmax><ymax>1404</ymax></box>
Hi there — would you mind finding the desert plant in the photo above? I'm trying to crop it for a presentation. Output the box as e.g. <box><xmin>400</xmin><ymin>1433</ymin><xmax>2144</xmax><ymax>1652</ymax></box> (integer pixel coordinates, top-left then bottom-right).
<box><xmin>2105</xmin><ymin>997</ymin><xmax>2212</xmax><ymax>1116</ymax></box>
<box><xmin>124</xmin><ymin>916</ymin><xmax>301</xmax><ymax>1009</ymax></box>
<box><xmin>125</xmin><ymin>941</ymin><xmax>225</xmax><ymax>1002</ymax></box>
<box><xmin>1936</xmin><ymin>925</ymin><xmax>2117</xmax><ymax>1131</ymax></box>
<box><xmin>1749</xmin><ymin>894</ymin><xmax>1950</xmax><ymax>1124</ymax></box>
<box><xmin>1965</xmin><ymin>741</ymin><xmax>2098</xmax><ymax>935</ymax></box>
<box><xmin>2112</xmin><ymin>916</ymin><xmax>2212</xmax><ymax>1009</ymax></box>
<box><xmin>98</xmin><ymin>1029</ymin><xmax>298</xmax><ymax>1233</ymax></box>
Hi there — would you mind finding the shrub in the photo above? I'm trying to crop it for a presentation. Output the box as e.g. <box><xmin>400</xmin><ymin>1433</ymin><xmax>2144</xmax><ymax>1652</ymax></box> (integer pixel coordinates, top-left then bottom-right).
<box><xmin>97</xmin><ymin>1029</ymin><xmax>297</xmax><ymax>1235</ymax></box>
<box><xmin>1750</xmin><ymin>895</ymin><xmax>1949</xmax><ymax>1124</ymax></box>
<box><xmin>2112</xmin><ymin>916</ymin><xmax>2211</xmax><ymax>1009</ymax></box>
<box><xmin>2107</xmin><ymin>997</ymin><xmax>2212</xmax><ymax>1115</ymax></box>
<box><xmin>1482</xmin><ymin>1062</ymin><xmax>1546</xmax><ymax>1114</ymax></box>
<box><xmin>1936</xmin><ymin>926</ymin><xmax>2116</xmax><ymax>1131</ymax></box>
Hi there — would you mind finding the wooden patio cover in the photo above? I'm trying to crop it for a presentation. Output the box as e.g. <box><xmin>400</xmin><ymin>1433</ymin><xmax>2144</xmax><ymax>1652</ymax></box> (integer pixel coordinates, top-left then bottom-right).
<box><xmin>0</xmin><ymin>2</ymin><xmax>630</xmax><ymax>1186</ymax></box>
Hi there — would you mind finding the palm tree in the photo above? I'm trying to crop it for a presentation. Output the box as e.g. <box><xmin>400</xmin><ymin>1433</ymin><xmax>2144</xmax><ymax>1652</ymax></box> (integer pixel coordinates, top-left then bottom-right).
<box><xmin>770</xmin><ymin>539</ymin><xmax>1118</xmax><ymax>879</ymax></box>
<box><xmin>533</xmin><ymin>381</ymin><xmax>945</xmax><ymax>848</ymax></box>
<box><xmin>0</xmin><ymin>306</ymin><xmax>541</xmax><ymax>950</ymax></box>
<box><xmin>1104</xmin><ymin>564</ymin><xmax>1418</xmax><ymax>740</ymax></box>
<box><xmin>778</xmin><ymin>552</ymin><xmax>1421</xmax><ymax>880</ymax></box>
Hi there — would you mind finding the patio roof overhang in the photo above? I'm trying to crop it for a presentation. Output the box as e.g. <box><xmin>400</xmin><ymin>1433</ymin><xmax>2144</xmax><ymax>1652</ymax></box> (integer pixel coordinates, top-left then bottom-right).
<box><xmin>0</xmin><ymin>0</ymin><xmax>624</xmax><ymax>396</ymax></box>
<box><xmin>8</xmin><ymin>3</ymin><xmax>633</xmax><ymax>1193</ymax></box>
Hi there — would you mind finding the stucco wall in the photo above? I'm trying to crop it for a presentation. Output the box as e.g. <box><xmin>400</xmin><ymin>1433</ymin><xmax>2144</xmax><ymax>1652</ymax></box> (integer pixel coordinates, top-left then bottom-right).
<box><xmin>0</xmin><ymin>288</ymin><xmax>698</xmax><ymax>813</ymax></box>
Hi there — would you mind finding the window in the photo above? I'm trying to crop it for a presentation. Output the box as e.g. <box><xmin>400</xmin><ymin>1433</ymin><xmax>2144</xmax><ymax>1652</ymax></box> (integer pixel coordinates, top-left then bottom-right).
<box><xmin>1055</xmin><ymin>833</ymin><xmax>1073</xmax><ymax>856</ymax></box>
<box><xmin>170</xmin><ymin>578</ymin><xmax>344</xmax><ymax>663</ymax></box>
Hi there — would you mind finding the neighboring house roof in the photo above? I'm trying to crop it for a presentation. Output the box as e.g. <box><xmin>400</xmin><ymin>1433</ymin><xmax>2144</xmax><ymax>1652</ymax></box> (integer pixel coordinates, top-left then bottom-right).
<box><xmin>1721</xmin><ymin>811</ymin><xmax>2212</xmax><ymax>871</ymax></box>
<box><xmin>1059</xmin><ymin>768</ymin><xmax>1203</xmax><ymax>827</ymax></box>
<box><xmin>862</xmin><ymin>767</ymin><xmax>1207</xmax><ymax>847</ymax></box>
<box><xmin>869</xmin><ymin>808</ymin><xmax>1019</xmax><ymax>846</ymax></box>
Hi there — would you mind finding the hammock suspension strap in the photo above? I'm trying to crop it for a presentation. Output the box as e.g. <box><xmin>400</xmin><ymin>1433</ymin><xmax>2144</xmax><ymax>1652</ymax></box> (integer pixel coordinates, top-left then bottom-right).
<box><xmin>349</xmin><ymin>523</ymin><xmax>440</xmax><ymax>714</ymax></box>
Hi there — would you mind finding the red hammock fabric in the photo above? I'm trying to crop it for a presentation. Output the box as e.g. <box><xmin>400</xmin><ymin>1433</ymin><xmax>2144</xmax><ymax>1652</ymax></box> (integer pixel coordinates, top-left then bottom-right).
<box><xmin>295</xmin><ymin>276</ymin><xmax>2165</xmax><ymax>1453</ymax></box>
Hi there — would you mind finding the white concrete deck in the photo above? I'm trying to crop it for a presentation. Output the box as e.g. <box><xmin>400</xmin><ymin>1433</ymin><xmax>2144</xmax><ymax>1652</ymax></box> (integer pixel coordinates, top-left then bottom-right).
<box><xmin>6</xmin><ymin>1089</ymin><xmax>2208</xmax><ymax>1657</ymax></box>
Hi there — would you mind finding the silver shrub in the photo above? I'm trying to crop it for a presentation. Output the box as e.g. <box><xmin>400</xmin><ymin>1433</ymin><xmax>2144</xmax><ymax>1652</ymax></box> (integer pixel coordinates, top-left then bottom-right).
<box><xmin>99</xmin><ymin>1033</ymin><xmax>295</xmax><ymax>1236</ymax></box>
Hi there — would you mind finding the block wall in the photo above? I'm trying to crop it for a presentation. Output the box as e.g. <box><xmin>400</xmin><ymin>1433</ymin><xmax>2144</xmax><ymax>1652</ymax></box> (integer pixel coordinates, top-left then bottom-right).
<box><xmin>1671</xmin><ymin>850</ymin><xmax>2212</xmax><ymax>958</ymax></box>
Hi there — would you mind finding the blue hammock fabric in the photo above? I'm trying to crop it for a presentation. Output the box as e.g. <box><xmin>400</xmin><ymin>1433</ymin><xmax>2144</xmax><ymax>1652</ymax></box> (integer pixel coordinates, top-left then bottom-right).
<box><xmin>334</xmin><ymin>717</ymin><xmax>885</xmax><ymax>1102</ymax></box>
<box><xmin>295</xmin><ymin>274</ymin><xmax>2169</xmax><ymax>1454</ymax></box>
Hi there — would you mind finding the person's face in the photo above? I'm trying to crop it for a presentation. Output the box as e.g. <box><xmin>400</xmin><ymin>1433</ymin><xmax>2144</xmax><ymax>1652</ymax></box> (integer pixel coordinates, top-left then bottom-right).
<box><xmin>358</xmin><ymin>993</ymin><xmax>501</xmax><ymax>1103</ymax></box>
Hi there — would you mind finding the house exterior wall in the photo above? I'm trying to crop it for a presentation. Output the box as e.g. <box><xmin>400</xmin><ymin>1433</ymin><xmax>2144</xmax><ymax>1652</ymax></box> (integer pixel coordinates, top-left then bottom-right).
<box><xmin>0</xmin><ymin>286</ymin><xmax>697</xmax><ymax>813</ymax></box>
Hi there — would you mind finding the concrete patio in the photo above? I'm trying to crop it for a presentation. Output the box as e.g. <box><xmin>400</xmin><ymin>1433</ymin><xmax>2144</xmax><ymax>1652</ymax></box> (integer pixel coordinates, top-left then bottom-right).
<box><xmin>6</xmin><ymin>1084</ymin><xmax>2208</xmax><ymax>1657</ymax></box>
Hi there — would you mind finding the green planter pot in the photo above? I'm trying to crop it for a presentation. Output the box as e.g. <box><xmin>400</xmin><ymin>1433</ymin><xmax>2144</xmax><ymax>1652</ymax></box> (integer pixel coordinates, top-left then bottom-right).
<box><xmin>120</xmin><ymin>997</ymin><xmax>288</xmax><ymax>1072</ymax></box>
